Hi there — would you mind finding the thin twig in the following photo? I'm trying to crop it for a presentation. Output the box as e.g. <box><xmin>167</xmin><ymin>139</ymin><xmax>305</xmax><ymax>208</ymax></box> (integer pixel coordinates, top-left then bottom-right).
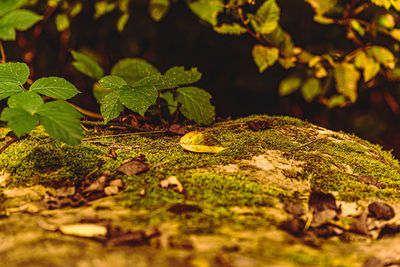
<box><xmin>0</xmin><ymin>41</ymin><xmax>6</xmax><ymax>63</ymax></box>
<box><xmin>82</xmin><ymin>131</ymin><xmax>167</xmax><ymax>141</ymax></box>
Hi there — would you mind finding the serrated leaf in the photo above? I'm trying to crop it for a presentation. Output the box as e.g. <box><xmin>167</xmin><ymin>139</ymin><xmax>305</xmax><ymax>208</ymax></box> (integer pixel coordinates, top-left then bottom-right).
<box><xmin>252</xmin><ymin>45</ymin><xmax>279</xmax><ymax>72</ymax></box>
<box><xmin>0</xmin><ymin>82</ymin><xmax>23</xmax><ymax>100</ymax></box>
<box><xmin>55</xmin><ymin>14</ymin><xmax>69</xmax><ymax>31</ymax></box>
<box><xmin>301</xmin><ymin>78</ymin><xmax>321</xmax><ymax>102</ymax></box>
<box><xmin>0</xmin><ymin>62</ymin><xmax>29</xmax><ymax>85</ymax></box>
<box><xmin>30</xmin><ymin>77</ymin><xmax>80</xmax><ymax>100</ymax></box>
<box><xmin>0</xmin><ymin>9</ymin><xmax>42</xmax><ymax>31</ymax></box>
<box><xmin>334</xmin><ymin>63</ymin><xmax>360</xmax><ymax>103</ymax></box>
<box><xmin>8</xmin><ymin>91</ymin><xmax>43</xmax><ymax>113</ymax></box>
<box><xmin>111</xmin><ymin>58</ymin><xmax>159</xmax><ymax>86</ymax></box>
<box><xmin>37</xmin><ymin>101</ymin><xmax>83</xmax><ymax>145</ymax></box>
<box><xmin>98</xmin><ymin>75</ymin><xmax>127</xmax><ymax>90</ymax></box>
<box><xmin>164</xmin><ymin>66</ymin><xmax>202</xmax><ymax>87</ymax></box>
<box><xmin>213</xmin><ymin>23</ymin><xmax>247</xmax><ymax>35</ymax></box>
<box><xmin>250</xmin><ymin>0</ymin><xmax>280</xmax><ymax>34</ymax></box>
<box><xmin>176</xmin><ymin>86</ymin><xmax>215</xmax><ymax>125</ymax></box>
<box><xmin>71</xmin><ymin>50</ymin><xmax>104</xmax><ymax>79</ymax></box>
<box><xmin>120</xmin><ymin>81</ymin><xmax>158</xmax><ymax>116</ymax></box>
<box><xmin>368</xmin><ymin>46</ymin><xmax>395</xmax><ymax>69</ymax></box>
<box><xmin>0</xmin><ymin>107</ymin><xmax>39</xmax><ymax>136</ymax></box>
<box><xmin>279</xmin><ymin>75</ymin><xmax>302</xmax><ymax>96</ymax></box>
<box><xmin>149</xmin><ymin>0</ymin><xmax>170</xmax><ymax>22</ymax></box>
<box><xmin>100</xmin><ymin>90</ymin><xmax>124</xmax><ymax>123</ymax></box>
<box><xmin>186</xmin><ymin>0</ymin><xmax>224</xmax><ymax>26</ymax></box>
<box><xmin>354</xmin><ymin>51</ymin><xmax>380</xmax><ymax>82</ymax></box>
<box><xmin>305</xmin><ymin>0</ymin><xmax>337</xmax><ymax>15</ymax></box>
<box><xmin>179</xmin><ymin>131</ymin><xmax>226</xmax><ymax>153</ymax></box>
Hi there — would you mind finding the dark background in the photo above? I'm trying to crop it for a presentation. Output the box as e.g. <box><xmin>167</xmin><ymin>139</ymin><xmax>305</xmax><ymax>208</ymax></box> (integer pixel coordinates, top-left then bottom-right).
<box><xmin>5</xmin><ymin>0</ymin><xmax>400</xmax><ymax>157</ymax></box>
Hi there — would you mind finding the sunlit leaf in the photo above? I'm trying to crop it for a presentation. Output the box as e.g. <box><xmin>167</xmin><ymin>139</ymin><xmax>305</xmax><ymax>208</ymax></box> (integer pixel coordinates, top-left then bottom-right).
<box><xmin>327</xmin><ymin>94</ymin><xmax>347</xmax><ymax>109</ymax></box>
<box><xmin>213</xmin><ymin>23</ymin><xmax>247</xmax><ymax>35</ymax></box>
<box><xmin>354</xmin><ymin>51</ymin><xmax>380</xmax><ymax>82</ymax></box>
<box><xmin>391</xmin><ymin>0</ymin><xmax>400</xmax><ymax>11</ymax></box>
<box><xmin>111</xmin><ymin>58</ymin><xmax>159</xmax><ymax>86</ymax></box>
<box><xmin>94</xmin><ymin>1</ymin><xmax>116</xmax><ymax>19</ymax></box>
<box><xmin>0</xmin><ymin>107</ymin><xmax>39</xmax><ymax>136</ymax></box>
<box><xmin>334</xmin><ymin>63</ymin><xmax>360</xmax><ymax>103</ymax></box>
<box><xmin>301</xmin><ymin>78</ymin><xmax>321</xmax><ymax>102</ymax></box>
<box><xmin>71</xmin><ymin>50</ymin><xmax>104</xmax><ymax>80</ymax></box>
<box><xmin>8</xmin><ymin>91</ymin><xmax>43</xmax><ymax>113</ymax></box>
<box><xmin>250</xmin><ymin>0</ymin><xmax>280</xmax><ymax>34</ymax></box>
<box><xmin>55</xmin><ymin>14</ymin><xmax>69</xmax><ymax>31</ymax></box>
<box><xmin>0</xmin><ymin>9</ymin><xmax>42</xmax><ymax>31</ymax></box>
<box><xmin>186</xmin><ymin>0</ymin><xmax>224</xmax><ymax>26</ymax></box>
<box><xmin>262</xmin><ymin>26</ymin><xmax>294</xmax><ymax>56</ymax></box>
<box><xmin>371</xmin><ymin>0</ymin><xmax>391</xmax><ymax>9</ymax></box>
<box><xmin>69</xmin><ymin>2</ymin><xmax>83</xmax><ymax>17</ymax></box>
<box><xmin>59</xmin><ymin>224</ymin><xmax>107</xmax><ymax>237</ymax></box>
<box><xmin>37</xmin><ymin>101</ymin><xmax>83</xmax><ymax>145</ymax></box>
<box><xmin>390</xmin><ymin>28</ymin><xmax>400</xmax><ymax>42</ymax></box>
<box><xmin>117</xmin><ymin>13</ymin><xmax>129</xmax><ymax>32</ymax></box>
<box><xmin>313</xmin><ymin>15</ymin><xmax>334</xmax><ymax>24</ymax></box>
<box><xmin>0</xmin><ymin>62</ymin><xmax>29</xmax><ymax>85</ymax></box>
<box><xmin>149</xmin><ymin>0</ymin><xmax>170</xmax><ymax>22</ymax></box>
<box><xmin>368</xmin><ymin>46</ymin><xmax>395</xmax><ymax>69</ymax></box>
<box><xmin>30</xmin><ymin>77</ymin><xmax>80</xmax><ymax>100</ymax></box>
<box><xmin>350</xmin><ymin>20</ymin><xmax>365</xmax><ymax>36</ymax></box>
<box><xmin>252</xmin><ymin>45</ymin><xmax>279</xmax><ymax>72</ymax></box>
<box><xmin>176</xmin><ymin>86</ymin><xmax>215</xmax><ymax>125</ymax></box>
<box><xmin>0</xmin><ymin>82</ymin><xmax>23</xmax><ymax>101</ymax></box>
<box><xmin>164</xmin><ymin>66</ymin><xmax>202</xmax><ymax>87</ymax></box>
<box><xmin>305</xmin><ymin>0</ymin><xmax>337</xmax><ymax>15</ymax></box>
<box><xmin>376</xmin><ymin>13</ymin><xmax>395</xmax><ymax>28</ymax></box>
<box><xmin>0</xmin><ymin>0</ymin><xmax>24</xmax><ymax>17</ymax></box>
<box><xmin>179</xmin><ymin>131</ymin><xmax>227</xmax><ymax>153</ymax></box>
<box><xmin>279</xmin><ymin>75</ymin><xmax>302</xmax><ymax>96</ymax></box>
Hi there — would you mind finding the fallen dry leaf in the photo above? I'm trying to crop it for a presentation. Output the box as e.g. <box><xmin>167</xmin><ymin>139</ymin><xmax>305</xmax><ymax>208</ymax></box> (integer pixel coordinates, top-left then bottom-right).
<box><xmin>160</xmin><ymin>176</ymin><xmax>183</xmax><ymax>193</ymax></box>
<box><xmin>179</xmin><ymin>131</ymin><xmax>227</xmax><ymax>153</ymax></box>
<box><xmin>104</xmin><ymin>186</ymin><xmax>119</xmax><ymax>196</ymax></box>
<box><xmin>168</xmin><ymin>124</ymin><xmax>186</xmax><ymax>135</ymax></box>
<box><xmin>59</xmin><ymin>223</ymin><xmax>107</xmax><ymax>237</ymax></box>
<box><xmin>246</xmin><ymin>120</ymin><xmax>271</xmax><ymax>131</ymax></box>
<box><xmin>368</xmin><ymin>202</ymin><xmax>395</xmax><ymax>220</ymax></box>
<box><xmin>117</xmin><ymin>154</ymin><xmax>150</xmax><ymax>175</ymax></box>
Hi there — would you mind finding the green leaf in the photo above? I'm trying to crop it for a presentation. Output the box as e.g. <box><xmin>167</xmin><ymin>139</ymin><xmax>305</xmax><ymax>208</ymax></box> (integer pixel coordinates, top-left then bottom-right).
<box><xmin>334</xmin><ymin>63</ymin><xmax>360</xmax><ymax>103</ymax></box>
<box><xmin>92</xmin><ymin>82</ymin><xmax>111</xmax><ymax>103</ymax></box>
<box><xmin>0</xmin><ymin>0</ymin><xmax>24</xmax><ymax>17</ymax></box>
<box><xmin>0</xmin><ymin>82</ymin><xmax>23</xmax><ymax>101</ymax></box>
<box><xmin>368</xmin><ymin>46</ymin><xmax>395</xmax><ymax>69</ymax></box>
<box><xmin>55</xmin><ymin>14</ymin><xmax>70</xmax><ymax>32</ymax></box>
<box><xmin>71</xmin><ymin>50</ymin><xmax>104</xmax><ymax>80</ymax></box>
<box><xmin>279</xmin><ymin>75</ymin><xmax>302</xmax><ymax>96</ymax></box>
<box><xmin>0</xmin><ymin>62</ymin><xmax>29</xmax><ymax>85</ymax></box>
<box><xmin>250</xmin><ymin>0</ymin><xmax>280</xmax><ymax>35</ymax></box>
<box><xmin>100</xmin><ymin>90</ymin><xmax>124</xmax><ymax>124</ymax></box>
<box><xmin>0</xmin><ymin>10</ymin><xmax>42</xmax><ymax>31</ymax></box>
<box><xmin>0</xmin><ymin>26</ymin><xmax>15</xmax><ymax>40</ymax></box>
<box><xmin>0</xmin><ymin>107</ymin><xmax>39</xmax><ymax>136</ymax></box>
<box><xmin>176</xmin><ymin>86</ymin><xmax>215</xmax><ymax>125</ymax></box>
<box><xmin>98</xmin><ymin>75</ymin><xmax>127</xmax><ymax>90</ymax></box>
<box><xmin>111</xmin><ymin>58</ymin><xmax>159</xmax><ymax>86</ymax></box>
<box><xmin>213</xmin><ymin>23</ymin><xmax>247</xmax><ymax>35</ymax></box>
<box><xmin>186</xmin><ymin>0</ymin><xmax>224</xmax><ymax>26</ymax></box>
<box><xmin>305</xmin><ymin>0</ymin><xmax>337</xmax><ymax>15</ymax></box>
<box><xmin>262</xmin><ymin>26</ymin><xmax>293</xmax><ymax>56</ymax></box>
<box><xmin>37</xmin><ymin>101</ymin><xmax>83</xmax><ymax>145</ymax></box>
<box><xmin>30</xmin><ymin>77</ymin><xmax>80</xmax><ymax>100</ymax></box>
<box><xmin>161</xmin><ymin>91</ymin><xmax>178</xmax><ymax>114</ymax></box>
<box><xmin>164</xmin><ymin>66</ymin><xmax>202</xmax><ymax>87</ymax></box>
<box><xmin>252</xmin><ymin>45</ymin><xmax>279</xmax><ymax>72</ymax></box>
<box><xmin>117</xmin><ymin>13</ymin><xmax>129</xmax><ymax>32</ymax></box>
<box><xmin>8</xmin><ymin>91</ymin><xmax>43</xmax><ymax>113</ymax></box>
<box><xmin>301</xmin><ymin>78</ymin><xmax>321</xmax><ymax>102</ymax></box>
<box><xmin>149</xmin><ymin>0</ymin><xmax>170</xmax><ymax>22</ymax></box>
<box><xmin>94</xmin><ymin>1</ymin><xmax>116</xmax><ymax>19</ymax></box>
<box><xmin>119</xmin><ymin>81</ymin><xmax>158</xmax><ymax>116</ymax></box>
<box><xmin>354</xmin><ymin>51</ymin><xmax>380</xmax><ymax>82</ymax></box>
<box><xmin>327</xmin><ymin>94</ymin><xmax>347</xmax><ymax>109</ymax></box>
<box><xmin>350</xmin><ymin>19</ymin><xmax>365</xmax><ymax>37</ymax></box>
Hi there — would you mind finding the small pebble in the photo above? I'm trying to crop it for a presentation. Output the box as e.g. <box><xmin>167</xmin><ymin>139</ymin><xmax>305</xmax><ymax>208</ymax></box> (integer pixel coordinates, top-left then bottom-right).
<box><xmin>104</xmin><ymin>186</ymin><xmax>119</xmax><ymax>196</ymax></box>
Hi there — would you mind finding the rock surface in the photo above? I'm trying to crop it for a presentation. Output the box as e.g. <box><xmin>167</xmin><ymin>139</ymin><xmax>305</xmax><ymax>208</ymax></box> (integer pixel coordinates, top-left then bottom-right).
<box><xmin>1</xmin><ymin>115</ymin><xmax>400</xmax><ymax>266</ymax></box>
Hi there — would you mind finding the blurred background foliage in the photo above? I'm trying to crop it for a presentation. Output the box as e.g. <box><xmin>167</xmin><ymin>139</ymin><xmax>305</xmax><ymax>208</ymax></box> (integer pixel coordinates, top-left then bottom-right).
<box><xmin>3</xmin><ymin>0</ymin><xmax>400</xmax><ymax>157</ymax></box>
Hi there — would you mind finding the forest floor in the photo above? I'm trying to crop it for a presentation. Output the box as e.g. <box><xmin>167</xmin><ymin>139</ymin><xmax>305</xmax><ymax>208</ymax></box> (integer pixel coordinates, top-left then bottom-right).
<box><xmin>1</xmin><ymin>114</ymin><xmax>400</xmax><ymax>267</ymax></box>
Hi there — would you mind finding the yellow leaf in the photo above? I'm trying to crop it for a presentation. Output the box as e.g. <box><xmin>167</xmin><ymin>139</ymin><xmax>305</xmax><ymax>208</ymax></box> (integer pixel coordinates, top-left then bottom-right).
<box><xmin>59</xmin><ymin>224</ymin><xmax>107</xmax><ymax>237</ymax></box>
<box><xmin>252</xmin><ymin>45</ymin><xmax>279</xmax><ymax>72</ymax></box>
<box><xmin>354</xmin><ymin>51</ymin><xmax>380</xmax><ymax>82</ymax></box>
<box><xmin>368</xmin><ymin>46</ymin><xmax>396</xmax><ymax>69</ymax></box>
<box><xmin>334</xmin><ymin>63</ymin><xmax>360</xmax><ymax>103</ymax></box>
<box><xmin>179</xmin><ymin>131</ymin><xmax>227</xmax><ymax>153</ymax></box>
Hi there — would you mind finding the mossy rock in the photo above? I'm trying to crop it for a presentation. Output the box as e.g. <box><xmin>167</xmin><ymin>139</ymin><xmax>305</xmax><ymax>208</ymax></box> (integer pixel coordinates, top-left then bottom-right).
<box><xmin>1</xmin><ymin>115</ymin><xmax>400</xmax><ymax>266</ymax></box>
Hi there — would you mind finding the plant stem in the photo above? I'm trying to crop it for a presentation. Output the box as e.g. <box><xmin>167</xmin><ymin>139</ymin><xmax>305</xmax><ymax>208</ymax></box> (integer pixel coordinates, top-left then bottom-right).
<box><xmin>59</xmin><ymin>100</ymin><xmax>103</xmax><ymax>120</ymax></box>
<box><xmin>0</xmin><ymin>41</ymin><xmax>6</xmax><ymax>63</ymax></box>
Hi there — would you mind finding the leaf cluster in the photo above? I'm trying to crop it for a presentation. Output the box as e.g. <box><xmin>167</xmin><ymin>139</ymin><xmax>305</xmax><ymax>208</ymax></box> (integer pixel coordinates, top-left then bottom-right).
<box><xmin>0</xmin><ymin>62</ymin><xmax>83</xmax><ymax>145</ymax></box>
